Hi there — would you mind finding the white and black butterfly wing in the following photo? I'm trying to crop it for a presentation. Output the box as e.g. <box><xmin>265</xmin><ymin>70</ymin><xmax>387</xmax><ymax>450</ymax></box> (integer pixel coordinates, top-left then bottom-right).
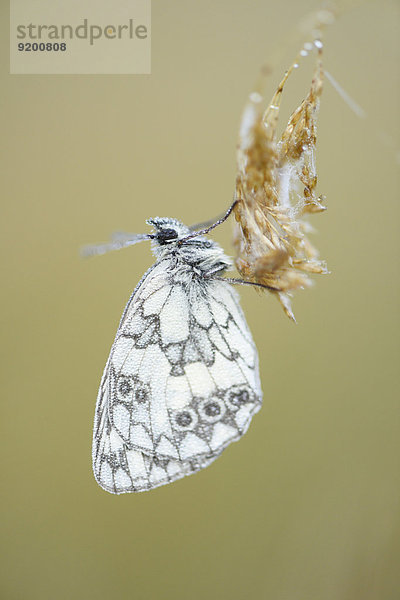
<box><xmin>92</xmin><ymin>260</ymin><xmax>262</xmax><ymax>493</ymax></box>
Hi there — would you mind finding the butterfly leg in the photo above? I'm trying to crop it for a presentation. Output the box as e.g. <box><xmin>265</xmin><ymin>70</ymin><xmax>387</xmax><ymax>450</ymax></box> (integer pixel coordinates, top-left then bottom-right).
<box><xmin>205</xmin><ymin>275</ymin><xmax>279</xmax><ymax>292</ymax></box>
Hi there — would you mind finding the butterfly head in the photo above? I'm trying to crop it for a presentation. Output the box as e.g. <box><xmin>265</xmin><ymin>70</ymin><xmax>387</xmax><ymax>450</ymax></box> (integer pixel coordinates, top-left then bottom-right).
<box><xmin>146</xmin><ymin>217</ymin><xmax>190</xmax><ymax>246</ymax></box>
<box><xmin>146</xmin><ymin>216</ymin><xmax>231</xmax><ymax>273</ymax></box>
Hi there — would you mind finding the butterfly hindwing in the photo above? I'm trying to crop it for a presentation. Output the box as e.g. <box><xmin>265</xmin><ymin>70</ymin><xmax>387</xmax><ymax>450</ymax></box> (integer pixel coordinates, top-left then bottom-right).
<box><xmin>92</xmin><ymin>260</ymin><xmax>262</xmax><ymax>493</ymax></box>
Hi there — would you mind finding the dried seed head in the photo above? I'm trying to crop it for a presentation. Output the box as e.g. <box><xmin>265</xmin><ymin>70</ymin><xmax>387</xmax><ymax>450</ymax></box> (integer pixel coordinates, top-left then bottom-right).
<box><xmin>233</xmin><ymin>39</ymin><xmax>328</xmax><ymax>321</ymax></box>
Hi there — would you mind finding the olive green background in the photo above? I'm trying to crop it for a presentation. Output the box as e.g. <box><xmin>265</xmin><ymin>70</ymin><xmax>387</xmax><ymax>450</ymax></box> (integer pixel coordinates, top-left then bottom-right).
<box><xmin>1</xmin><ymin>1</ymin><xmax>399</xmax><ymax>599</ymax></box>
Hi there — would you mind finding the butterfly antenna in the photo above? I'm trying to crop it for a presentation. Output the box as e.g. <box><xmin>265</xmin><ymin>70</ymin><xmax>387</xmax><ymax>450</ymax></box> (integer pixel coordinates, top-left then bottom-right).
<box><xmin>81</xmin><ymin>233</ymin><xmax>153</xmax><ymax>258</ymax></box>
<box><xmin>179</xmin><ymin>199</ymin><xmax>238</xmax><ymax>244</ymax></box>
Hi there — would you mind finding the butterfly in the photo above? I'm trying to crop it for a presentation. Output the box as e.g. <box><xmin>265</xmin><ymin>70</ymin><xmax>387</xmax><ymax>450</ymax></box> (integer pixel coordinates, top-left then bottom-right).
<box><xmin>84</xmin><ymin>202</ymin><xmax>270</xmax><ymax>493</ymax></box>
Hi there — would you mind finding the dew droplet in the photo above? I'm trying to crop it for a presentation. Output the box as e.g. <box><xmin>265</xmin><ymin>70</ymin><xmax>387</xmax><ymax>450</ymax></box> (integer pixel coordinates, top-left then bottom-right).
<box><xmin>249</xmin><ymin>92</ymin><xmax>263</xmax><ymax>103</ymax></box>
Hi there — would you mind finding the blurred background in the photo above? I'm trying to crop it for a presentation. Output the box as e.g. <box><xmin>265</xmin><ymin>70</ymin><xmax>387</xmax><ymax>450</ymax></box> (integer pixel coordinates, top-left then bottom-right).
<box><xmin>1</xmin><ymin>1</ymin><xmax>399</xmax><ymax>599</ymax></box>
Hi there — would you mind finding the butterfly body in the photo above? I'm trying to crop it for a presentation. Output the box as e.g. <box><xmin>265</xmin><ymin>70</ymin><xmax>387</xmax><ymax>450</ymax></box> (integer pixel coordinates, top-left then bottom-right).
<box><xmin>92</xmin><ymin>216</ymin><xmax>262</xmax><ymax>493</ymax></box>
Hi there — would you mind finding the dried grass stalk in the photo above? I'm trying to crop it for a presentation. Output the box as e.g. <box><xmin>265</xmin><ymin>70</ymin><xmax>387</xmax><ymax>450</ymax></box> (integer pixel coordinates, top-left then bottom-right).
<box><xmin>233</xmin><ymin>43</ymin><xmax>328</xmax><ymax>321</ymax></box>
